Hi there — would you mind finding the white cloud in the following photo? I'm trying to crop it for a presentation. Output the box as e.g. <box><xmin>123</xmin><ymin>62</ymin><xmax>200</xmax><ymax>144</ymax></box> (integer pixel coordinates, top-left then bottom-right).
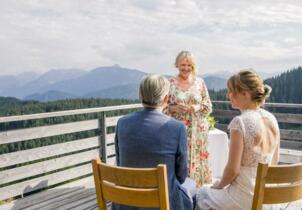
<box><xmin>0</xmin><ymin>0</ymin><xmax>301</xmax><ymax>76</ymax></box>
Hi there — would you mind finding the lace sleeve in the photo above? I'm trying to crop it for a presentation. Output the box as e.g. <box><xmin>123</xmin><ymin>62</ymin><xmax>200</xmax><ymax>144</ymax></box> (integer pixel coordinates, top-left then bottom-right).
<box><xmin>228</xmin><ymin>116</ymin><xmax>245</xmax><ymax>136</ymax></box>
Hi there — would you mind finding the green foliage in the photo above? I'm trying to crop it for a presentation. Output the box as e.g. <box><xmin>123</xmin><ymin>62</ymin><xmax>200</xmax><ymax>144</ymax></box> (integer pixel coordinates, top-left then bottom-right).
<box><xmin>208</xmin><ymin>89</ymin><xmax>227</xmax><ymax>101</ymax></box>
<box><xmin>0</xmin><ymin>97</ymin><xmax>138</xmax><ymax>117</ymax></box>
<box><xmin>208</xmin><ymin>66</ymin><xmax>302</xmax><ymax>104</ymax></box>
<box><xmin>265</xmin><ymin>66</ymin><xmax>302</xmax><ymax>103</ymax></box>
<box><xmin>207</xmin><ymin>115</ymin><xmax>216</xmax><ymax>130</ymax></box>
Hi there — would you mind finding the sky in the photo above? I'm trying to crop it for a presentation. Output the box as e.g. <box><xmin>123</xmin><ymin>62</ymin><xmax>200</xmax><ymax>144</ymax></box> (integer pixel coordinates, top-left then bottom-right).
<box><xmin>1</xmin><ymin>0</ymin><xmax>302</xmax><ymax>76</ymax></box>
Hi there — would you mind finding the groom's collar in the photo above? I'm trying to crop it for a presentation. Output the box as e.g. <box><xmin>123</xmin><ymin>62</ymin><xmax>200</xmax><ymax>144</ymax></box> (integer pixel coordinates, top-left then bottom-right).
<box><xmin>143</xmin><ymin>107</ymin><xmax>162</xmax><ymax>113</ymax></box>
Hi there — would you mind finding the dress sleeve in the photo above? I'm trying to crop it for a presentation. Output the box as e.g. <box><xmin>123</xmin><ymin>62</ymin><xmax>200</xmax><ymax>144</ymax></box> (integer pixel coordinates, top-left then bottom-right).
<box><xmin>163</xmin><ymin>78</ymin><xmax>174</xmax><ymax>115</ymax></box>
<box><xmin>228</xmin><ymin>116</ymin><xmax>245</xmax><ymax>137</ymax></box>
<box><xmin>199</xmin><ymin>79</ymin><xmax>212</xmax><ymax>115</ymax></box>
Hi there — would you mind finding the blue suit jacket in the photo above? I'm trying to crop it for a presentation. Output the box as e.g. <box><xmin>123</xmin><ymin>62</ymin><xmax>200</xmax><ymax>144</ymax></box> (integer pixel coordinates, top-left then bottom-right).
<box><xmin>112</xmin><ymin>108</ymin><xmax>192</xmax><ymax>210</ymax></box>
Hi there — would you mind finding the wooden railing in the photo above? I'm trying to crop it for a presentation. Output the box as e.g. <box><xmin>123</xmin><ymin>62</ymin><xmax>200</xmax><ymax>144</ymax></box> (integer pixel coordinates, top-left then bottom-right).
<box><xmin>0</xmin><ymin>104</ymin><xmax>142</xmax><ymax>202</ymax></box>
<box><xmin>211</xmin><ymin>101</ymin><xmax>302</xmax><ymax>164</ymax></box>
<box><xmin>0</xmin><ymin>101</ymin><xmax>301</xmax><ymax>202</ymax></box>
<box><xmin>211</xmin><ymin>101</ymin><xmax>302</xmax><ymax>150</ymax></box>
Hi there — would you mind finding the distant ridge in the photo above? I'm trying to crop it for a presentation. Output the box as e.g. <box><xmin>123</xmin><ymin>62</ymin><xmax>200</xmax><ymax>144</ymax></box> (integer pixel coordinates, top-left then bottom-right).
<box><xmin>4</xmin><ymin>69</ymin><xmax>86</xmax><ymax>98</ymax></box>
<box><xmin>0</xmin><ymin>65</ymin><xmax>291</xmax><ymax>102</ymax></box>
<box><xmin>85</xmin><ymin>83</ymin><xmax>139</xmax><ymax>99</ymax></box>
<box><xmin>203</xmin><ymin>76</ymin><xmax>227</xmax><ymax>91</ymax></box>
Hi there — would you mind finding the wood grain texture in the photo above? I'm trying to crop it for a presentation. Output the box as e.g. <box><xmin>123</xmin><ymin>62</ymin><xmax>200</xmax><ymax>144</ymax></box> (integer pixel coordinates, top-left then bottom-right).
<box><xmin>0</xmin><ymin>164</ymin><xmax>92</xmax><ymax>200</ymax></box>
<box><xmin>0</xmin><ymin>149</ymin><xmax>99</xmax><ymax>185</ymax></box>
<box><xmin>0</xmin><ymin>119</ymin><xmax>99</xmax><ymax>145</ymax></box>
<box><xmin>0</xmin><ymin>136</ymin><xmax>99</xmax><ymax>168</ymax></box>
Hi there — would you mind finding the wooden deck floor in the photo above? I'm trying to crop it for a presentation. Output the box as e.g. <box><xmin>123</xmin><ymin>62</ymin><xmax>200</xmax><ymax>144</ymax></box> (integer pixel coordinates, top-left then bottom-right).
<box><xmin>0</xmin><ymin>176</ymin><xmax>301</xmax><ymax>210</ymax></box>
<box><xmin>0</xmin><ymin>177</ymin><xmax>99</xmax><ymax>210</ymax></box>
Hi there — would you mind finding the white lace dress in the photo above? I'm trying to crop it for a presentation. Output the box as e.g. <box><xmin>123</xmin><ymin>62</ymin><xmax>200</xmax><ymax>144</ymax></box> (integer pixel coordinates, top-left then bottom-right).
<box><xmin>196</xmin><ymin>109</ymin><xmax>280</xmax><ymax>210</ymax></box>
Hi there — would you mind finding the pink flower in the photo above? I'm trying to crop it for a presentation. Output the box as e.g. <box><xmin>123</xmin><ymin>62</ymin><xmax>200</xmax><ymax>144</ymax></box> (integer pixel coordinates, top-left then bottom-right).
<box><xmin>171</xmin><ymin>96</ymin><xmax>176</xmax><ymax>103</ymax></box>
<box><xmin>199</xmin><ymin>124</ymin><xmax>206</xmax><ymax>131</ymax></box>
<box><xmin>185</xmin><ymin>120</ymin><xmax>190</xmax><ymax>126</ymax></box>
<box><xmin>199</xmin><ymin>152</ymin><xmax>209</xmax><ymax>160</ymax></box>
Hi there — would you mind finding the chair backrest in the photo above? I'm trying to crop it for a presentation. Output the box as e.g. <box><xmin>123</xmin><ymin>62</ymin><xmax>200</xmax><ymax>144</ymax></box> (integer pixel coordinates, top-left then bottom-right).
<box><xmin>92</xmin><ymin>159</ymin><xmax>170</xmax><ymax>210</ymax></box>
<box><xmin>252</xmin><ymin>162</ymin><xmax>302</xmax><ymax>210</ymax></box>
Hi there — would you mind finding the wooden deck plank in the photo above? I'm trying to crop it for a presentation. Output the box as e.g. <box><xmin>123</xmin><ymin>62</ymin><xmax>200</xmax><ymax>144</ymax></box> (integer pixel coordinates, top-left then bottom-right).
<box><xmin>70</xmin><ymin>200</ymin><xmax>98</xmax><ymax>210</ymax></box>
<box><xmin>32</xmin><ymin>188</ymin><xmax>95</xmax><ymax>210</ymax></box>
<box><xmin>0</xmin><ymin>164</ymin><xmax>92</xmax><ymax>200</ymax></box>
<box><xmin>0</xmin><ymin>188</ymin><xmax>77</xmax><ymax>210</ymax></box>
<box><xmin>25</xmin><ymin>188</ymin><xmax>89</xmax><ymax>210</ymax></box>
<box><xmin>0</xmin><ymin>176</ymin><xmax>94</xmax><ymax>210</ymax></box>
<box><xmin>56</xmin><ymin>191</ymin><xmax>96</xmax><ymax>210</ymax></box>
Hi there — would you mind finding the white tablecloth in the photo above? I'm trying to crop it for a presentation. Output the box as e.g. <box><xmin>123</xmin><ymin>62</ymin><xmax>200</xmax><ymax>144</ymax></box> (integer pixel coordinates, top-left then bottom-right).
<box><xmin>208</xmin><ymin>128</ymin><xmax>229</xmax><ymax>179</ymax></box>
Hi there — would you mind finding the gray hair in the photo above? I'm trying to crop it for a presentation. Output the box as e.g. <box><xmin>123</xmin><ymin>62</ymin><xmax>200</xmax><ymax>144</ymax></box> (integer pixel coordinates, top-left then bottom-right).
<box><xmin>139</xmin><ymin>74</ymin><xmax>170</xmax><ymax>106</ymax></box>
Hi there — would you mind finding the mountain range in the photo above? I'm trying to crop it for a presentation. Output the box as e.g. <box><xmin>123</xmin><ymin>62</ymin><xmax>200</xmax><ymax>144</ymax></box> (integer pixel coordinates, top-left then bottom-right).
<box><xmin>0</xmin><ymin>65</ymin><xmax>280</xmax><ymax>102</ymax></box>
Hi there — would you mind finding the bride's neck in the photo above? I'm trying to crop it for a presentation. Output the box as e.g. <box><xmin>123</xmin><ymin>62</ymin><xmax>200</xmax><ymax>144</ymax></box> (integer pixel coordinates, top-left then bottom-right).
<box><xmin>240</xmin><ymin>103</ymin><xmax>260</xmax><ymax>112</ymax></box>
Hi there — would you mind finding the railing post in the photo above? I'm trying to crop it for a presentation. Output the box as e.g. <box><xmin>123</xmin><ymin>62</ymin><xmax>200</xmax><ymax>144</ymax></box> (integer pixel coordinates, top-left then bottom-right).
<box><xmin>100</xmin><ymin>112</ymin><xmax>107</xmax><ymax>163</ymax></box>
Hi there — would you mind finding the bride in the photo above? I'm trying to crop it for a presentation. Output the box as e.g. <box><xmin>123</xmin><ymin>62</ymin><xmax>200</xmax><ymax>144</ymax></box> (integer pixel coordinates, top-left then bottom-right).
<box><xmin>196</xmin><ymin>69</ymin><xmax>280</xmax><ymax>210</ymax></box>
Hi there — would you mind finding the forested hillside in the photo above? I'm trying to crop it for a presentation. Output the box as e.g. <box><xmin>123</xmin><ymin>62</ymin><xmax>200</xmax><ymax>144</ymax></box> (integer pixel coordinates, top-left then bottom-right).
<box><xmin>210</xmin><ymin>66</ymin><xmax>302</xmax><ymax>103</ymax></box>
<box><xmin>0</xmin><ymin>97</ymin><xmax>138</xmax><ymax>116</ymax></box>
<box><xmin>265</xmin><ymin>67</ymin><xmax>302</xmax><ymax>103</ymax></box>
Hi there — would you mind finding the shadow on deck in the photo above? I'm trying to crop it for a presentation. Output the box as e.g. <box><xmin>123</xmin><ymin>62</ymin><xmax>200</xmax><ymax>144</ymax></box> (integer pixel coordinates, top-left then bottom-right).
<box><xmin>0</xmin><ymin>177</ymin><xmax>98</xmax><ymax>210</ymax></box>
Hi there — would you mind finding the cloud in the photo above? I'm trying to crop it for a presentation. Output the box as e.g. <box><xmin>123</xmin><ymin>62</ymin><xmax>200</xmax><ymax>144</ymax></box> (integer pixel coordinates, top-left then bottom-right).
<box><xmin>0</xmin><ymin>0</ymin><xmax>301</xmax><ymax>75</ymax></box>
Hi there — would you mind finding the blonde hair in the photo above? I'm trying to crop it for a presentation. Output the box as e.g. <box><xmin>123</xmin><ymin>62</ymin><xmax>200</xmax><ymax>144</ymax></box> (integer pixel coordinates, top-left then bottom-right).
<box><xmin>228</xmin><ymin>69</ymin><xmax>278</xmax><ymax>153</ymax></box>
<box><xmin>174</xmin><ymin>50</ymin><xmax>197</xmax><ymax>76</ymax></box>
<box><xmin>227</xmin><ymin>69</ymin><xmax>271</xmax><ymax>106</ymax></box>
<box><xmin>139</xmin><ymin>74</ymin><xmax>170</xmax><ymax>106</ymax></box>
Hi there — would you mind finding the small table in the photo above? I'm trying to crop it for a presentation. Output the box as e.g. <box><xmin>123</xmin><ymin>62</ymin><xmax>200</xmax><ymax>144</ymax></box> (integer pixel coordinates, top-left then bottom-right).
<box><xmin>208</xmin><ymin>128</ymin><xmax>229</xmax><ymax>179</ymax></box>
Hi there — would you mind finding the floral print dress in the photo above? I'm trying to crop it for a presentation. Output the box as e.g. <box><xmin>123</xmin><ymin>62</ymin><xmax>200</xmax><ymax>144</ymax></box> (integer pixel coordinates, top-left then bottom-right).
<box><xmin>166</xmin><ymin>77</ymin><xmax>213</xmax><ymax>186</ymax></box>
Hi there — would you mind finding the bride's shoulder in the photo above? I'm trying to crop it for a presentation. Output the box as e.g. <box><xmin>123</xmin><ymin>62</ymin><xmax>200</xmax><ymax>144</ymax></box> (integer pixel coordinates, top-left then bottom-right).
<box><xmin>240</xmin><ymin>110</ymin><xmax>261</xmax><ymax>124</ymax></box>
<box><xmin>259</xmin><ymin>109</ymin><xmax>279</xmax><ymax>129</ymax></box>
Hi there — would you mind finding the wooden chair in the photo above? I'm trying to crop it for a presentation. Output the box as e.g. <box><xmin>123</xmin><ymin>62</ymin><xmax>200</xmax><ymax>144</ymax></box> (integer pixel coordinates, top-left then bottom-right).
<box><xmin>91</xmin><ymin>159</ymin><xmax>170</xmax><ymax>210</ymax></box>
<box><xmin>252</xmin><ymin>162</ymin><xmax>302</xmax><ymax>210</ymax></box>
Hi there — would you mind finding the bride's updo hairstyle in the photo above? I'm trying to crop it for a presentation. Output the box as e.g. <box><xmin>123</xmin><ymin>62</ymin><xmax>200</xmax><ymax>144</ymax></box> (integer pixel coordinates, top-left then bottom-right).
<box><xmin>228</xmin><ymin>69</ymin><xmax>278</xmax><ymax>154</ymax></box>
<box><xmin>227</xmin><ymin>69</ymin><xmax>272</xmax><ymax>106</ymax></box>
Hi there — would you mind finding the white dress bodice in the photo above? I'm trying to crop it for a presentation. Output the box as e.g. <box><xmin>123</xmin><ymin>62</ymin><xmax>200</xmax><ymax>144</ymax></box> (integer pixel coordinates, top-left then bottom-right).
<box><xmin>227</xmin><ymin>109</ymin><xmax>279</xmax><ymax>209</ymax></box>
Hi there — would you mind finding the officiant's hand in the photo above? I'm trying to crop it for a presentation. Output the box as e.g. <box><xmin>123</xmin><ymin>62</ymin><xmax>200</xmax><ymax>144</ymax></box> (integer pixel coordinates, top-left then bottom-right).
<box><xmin>169</xmin><ymin>104</ymin><xmax>190</xmax><ymax>113</ymax></box>
<box><xmin>188</xmin><ymin>104</ymin><xmax>200</xmax><ymax>114</ymax></box>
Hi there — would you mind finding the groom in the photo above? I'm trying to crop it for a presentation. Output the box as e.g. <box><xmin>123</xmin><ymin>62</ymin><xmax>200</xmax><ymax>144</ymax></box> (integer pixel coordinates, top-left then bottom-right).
<box><xmin>112</xmin><ymin>74</ymin><xmax>195</xmax><ymax>210</ymax></box>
